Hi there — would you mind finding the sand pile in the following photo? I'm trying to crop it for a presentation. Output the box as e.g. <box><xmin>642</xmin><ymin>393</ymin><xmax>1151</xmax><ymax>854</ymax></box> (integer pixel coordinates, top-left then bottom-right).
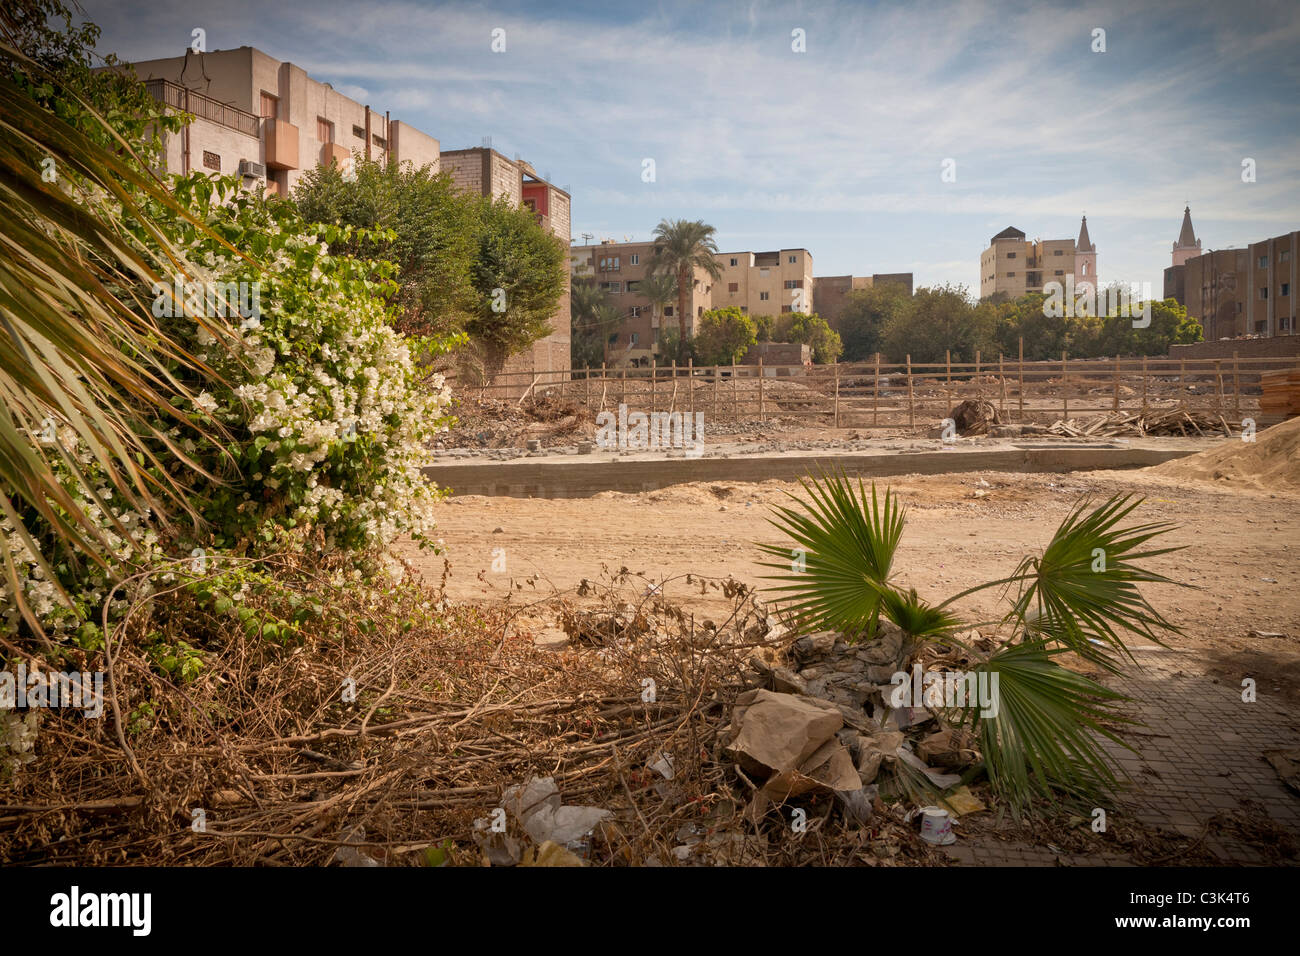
<box><xmin>1151</xmin><ymin>416</ymin><xmax>1300</xmax><ymax>490</ymax></box>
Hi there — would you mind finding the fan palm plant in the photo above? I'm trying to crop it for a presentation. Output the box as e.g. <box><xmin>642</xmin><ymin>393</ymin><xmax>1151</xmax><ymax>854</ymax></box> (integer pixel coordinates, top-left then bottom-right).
<box><xmin>1</xmin><ymin>15</ymin><xmax>234</xmax><ymax>636</ymax></box>
<box><xmin>758</xmin><ymin>471</ymin><xmax>1189</xmax><ymax>812</ymax></box>
<box><xmin>648</xmin><ymin>219</ymin><xmax>722</xmax><ymax>362</ymax></box>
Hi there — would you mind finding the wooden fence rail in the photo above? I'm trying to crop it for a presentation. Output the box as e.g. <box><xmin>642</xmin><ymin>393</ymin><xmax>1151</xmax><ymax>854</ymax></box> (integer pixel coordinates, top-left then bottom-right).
<box><xmin>449</xmin><ymin>351</ymin><xmax>1300</xmax><ymax>428</ymax></box>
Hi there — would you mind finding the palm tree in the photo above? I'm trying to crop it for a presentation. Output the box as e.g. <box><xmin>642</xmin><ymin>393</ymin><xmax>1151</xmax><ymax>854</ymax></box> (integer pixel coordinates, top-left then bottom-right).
<box><xmin>648</xmin><ymin>219</ymin><xmax>722</xmax><ymax>362</ymax></box>
<box><xmin>759</xmin><ymin>473</ymin><xmax>1187</xmax><ymax>813</ymax></box>
<box><xmin>636</xmin><ymin>271</ymin><xmax>677</xmax><ymax>358</ymax></box>
<box><xmin>1</xmin><ymin>18</ymin><xmax>227</xmax><ymax>634</ymax></box>
<box><xmin>569</xmin><ymin>276</ymin><xmax>620</xmax><ymax>367</ymax></box>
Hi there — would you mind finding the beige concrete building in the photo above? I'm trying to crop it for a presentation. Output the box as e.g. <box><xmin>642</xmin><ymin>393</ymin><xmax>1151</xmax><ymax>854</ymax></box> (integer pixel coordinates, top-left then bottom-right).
<box><xmin>569</xmin><ymin>240</ymin><xmax>716</xmax><ymax>366</ymax></box>
<box><xmin>445</xmin><ymin>147</ymin><xmax>572</xmax><ymax>378</ymax></box>
<box><xmin>1178</xmin><ymin>230</ymin><xmax>1299</xmax><ymax>340</ymax></box>
<box><xmin>980</xmin><ymin>218</ymin><xmax>1096</xmax><ymax>300</ymax></box>
<box><xmin>712</xmin><ymin>249</ymin><xmax>815</xmax><ymax>318</ymax></box>
<box><xmin>127</xmin><ymin>46</ymin><xmax>440</xmax><ymax>195</ymax></box>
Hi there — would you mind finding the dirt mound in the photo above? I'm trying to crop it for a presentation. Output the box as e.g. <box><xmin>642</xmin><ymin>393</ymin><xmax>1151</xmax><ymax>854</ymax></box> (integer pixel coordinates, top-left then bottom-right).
<box><xmin>1151</xmin><ymin>416</ymin><xmax>1300</xmax><ymax>490</ymax></box>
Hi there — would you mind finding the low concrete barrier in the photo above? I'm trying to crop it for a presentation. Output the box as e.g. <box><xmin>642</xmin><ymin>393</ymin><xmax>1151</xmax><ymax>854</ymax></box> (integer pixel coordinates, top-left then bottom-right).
<box><xmin>423</xmin><ymin>444</ymin><xmax>1201</xmax><ymax>499</ymax></box>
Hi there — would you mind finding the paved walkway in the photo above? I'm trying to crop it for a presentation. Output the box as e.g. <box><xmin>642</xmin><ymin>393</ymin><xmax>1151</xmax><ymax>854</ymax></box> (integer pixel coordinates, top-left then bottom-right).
<box><xmin>943</xmin><ymin>646</ymin><xmax>1300</xmax><ymax>866</ymax></box>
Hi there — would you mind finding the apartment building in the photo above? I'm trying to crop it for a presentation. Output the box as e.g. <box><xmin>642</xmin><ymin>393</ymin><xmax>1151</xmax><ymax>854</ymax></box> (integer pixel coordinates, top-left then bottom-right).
<box><xmin>125</xmin><ymin>46</ymin><xmax>440</xmax><ymax>195</ymax></box>
<box><xmin>1177</xmin><ymin>231</ymin><xmax>1299</xmax><ymax>340</ymax></box>
<box><xmin>443</xmin><ymin>147</ymin><xmax>573</xmax><ymax>378</ymax></box>
<box><xmin>979</xmin><ymin>218</ymin><xmax>1096</xmax><ymax>299</ymax></box>
<box><xmin>712</xmin><ymin>249</ymin><xmax>815</xmax><ymax>318</ymax></box>
<box><xmin>814</xmin><ymin>272</ymin><xmax>915</xmax><ymax>330</ymax></box>
<box><xmin>568</xmin><ymin>240</ymin><xmax>716</xmax><ymax>366</ymax></box>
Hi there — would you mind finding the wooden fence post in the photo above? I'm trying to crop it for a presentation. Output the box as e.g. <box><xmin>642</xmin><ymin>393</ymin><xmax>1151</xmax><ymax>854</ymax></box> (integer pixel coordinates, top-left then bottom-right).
<box><xmin>945</xmin><ymin>350</ymin><xmax>951</xmax><ymax>407</ymax></box>
<box><xmin>1113</xmin><ymin>355</ymin><xmax>1120</xmax><ymax>412</ymax></box>
<box><xmin>1232</xmin><ymin>352</ymin><xmax>1240</xmax><ymax>417</ymax></box>
<box><xmin>584</xmin><ymin>367</ymin><xmax>590</xmax><ymax>409</ymax></box>
<box><xmin>621</xmin><ymin>366</ymin><xmax>627</xmax><ymax>408</ymax></box>
<box><xmin>688</xmin><ymin>358</ymin><xmax>694</xmax><ymax>418</ymax></box>
<box><xmin>713</xmin><ymin>365</ymin><xmax>719</xmax><ymax>420</ymax></box>
<box><xmin>1062</xmin><ymin>350</ymin><xmax>1068</xmax><ymax>421</ymax></box>
<box><xmin>732</xmin><ymin>359</ymin><xmax>738</xmax><ymax>421</ymax></box>
<box><xmin>906</xmin><ymin>354</ymin><xmax>914</xmax><ymax>428</ymax></box>
<box><xmin>758</xmin><ymin>358</ymin><xmax>765</xmax><ymax>422</ymax></box>
<box><xmin>1215</xmin><ymin>359</ymin><xmax>1223</xmax><ymax>414</ymax></box>
<box><xmin>873</xmin><ymin>353</ymin><xmax>880</xmax><ymax>426</ymax></box>
<box><xmin>1141</xmin><ymin>356</ymin><xmax>1148</xmax><ymax>412</ymax></box>
<box><xmin>833</xmin><ymin>362</ymin><xmax>841</xmax><ymax>428</ymax></box>
<box><xmin>1017</xmin><ymin>337</ymin><xmax>1025</xmax><ymax>422</ymax></box>
<box><xmin>975</xmin><ymin>350</ymin><xmax>982</xmax><ymax>398</ymax></box>
<box><xmin>650</xmin><ymin>359</ymin><xmax>656</xmax><ymax>415</ymax></box>
<box><xmin>999</xmin><ymin>354</ymin><xmax>1006</xmax><ymax>416</ymax></box>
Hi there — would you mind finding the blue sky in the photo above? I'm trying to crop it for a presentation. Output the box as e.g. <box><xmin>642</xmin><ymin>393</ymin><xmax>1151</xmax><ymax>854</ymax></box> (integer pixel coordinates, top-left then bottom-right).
<box><xmin>86</xmin><ymin>0</ymin><xmax>1300</xmax><ymax>294</ymax></box>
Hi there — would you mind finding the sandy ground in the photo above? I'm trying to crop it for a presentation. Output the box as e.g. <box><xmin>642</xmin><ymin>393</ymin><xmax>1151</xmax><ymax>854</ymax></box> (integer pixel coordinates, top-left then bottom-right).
<box><xmin>398</xmin><ymin>466</ymin><xmax>1300</xmax><ymax>703</ymax></box>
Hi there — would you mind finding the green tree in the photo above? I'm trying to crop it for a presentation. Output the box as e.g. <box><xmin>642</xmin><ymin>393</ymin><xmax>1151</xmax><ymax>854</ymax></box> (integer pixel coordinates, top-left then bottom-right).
<box><xmin>693</xmin><ymin>307</ymin><xmax>757</xmax><ymax>365</ymax></box>
<box><xmin>752</xmin><ymin>314</ymin><xmax>776</xmax><ymax>342</ymax></box>
<box><xmin>292</xmin><ymin>158</ymin><xmax>479</xmax><ymax>338</ymax></box>
<box><xmin>838</xmin><ymin>284</ymin><xmax>909</xmax><ymax>361</ymax></box>
<box><xmin>466</xmin><ymin>196</ymin><xmax>567</xmax><ymax>377</ymax></box>
<box><xmin>648</xmin><ymin>219</ymin><xmax>723</xmax><ymax>362</ymax></box>
<box><xmin>880</xmin><ymin>284</ymin><xmax>994</xmax><ymax>364</ymax></box>
<box><xmin>773</xmin><ymin>312</ymin><xmax>843</xmax><ymax>363</ymax></box>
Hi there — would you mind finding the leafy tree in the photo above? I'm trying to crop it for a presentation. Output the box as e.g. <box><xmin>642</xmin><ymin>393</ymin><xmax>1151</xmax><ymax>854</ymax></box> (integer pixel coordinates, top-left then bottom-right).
<box><xmin>752</xmin><ymin>314</ymin><xmax>776</xmax><ymax>342</ymax></box>
<box><xmin>293</xmin><ymin>159</ymin><xmax>479</xmax><ymax>338</ymax></box>
<box><xmin>772</xmin><ymin>312</ymin><xmax>843</xmax><ymax>363</ymax></box>
<box><xmin>648</xmin><ymin>219</ymin><xmax>723</xmax><ymax>362</ymax></box>
<box><xmin>693</xmin><ymin>307</ymin><xmax>756</xmax><ymax>365</ymax></box>
<box><xmin>880</xmin><ymin>284</ymin><xmax>995</xmax><ymax>363</ymax></box>
<box><xmin>838</xmin><ymin>284</ymin><xmax>909</xmax><ymax>361</ymax></box>
<box><xmin>466</xmin><ymin>196</ymin><xmax>567</xmax><ymax>377</ymax></box>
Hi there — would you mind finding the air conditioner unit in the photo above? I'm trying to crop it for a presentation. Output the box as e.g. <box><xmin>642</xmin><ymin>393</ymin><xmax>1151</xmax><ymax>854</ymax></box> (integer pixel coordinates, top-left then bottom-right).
<box><xmin>238</xmin><ymin>160</ymin><xmax>266</xmax><ymax>179</ymax></box>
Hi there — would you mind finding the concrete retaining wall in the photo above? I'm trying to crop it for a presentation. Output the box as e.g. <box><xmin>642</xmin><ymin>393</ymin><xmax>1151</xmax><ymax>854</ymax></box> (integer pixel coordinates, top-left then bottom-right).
<box><xmin>423</xmin><ymin>445</ymin><xmax>1200</xmax><ymax>498</ymax></box>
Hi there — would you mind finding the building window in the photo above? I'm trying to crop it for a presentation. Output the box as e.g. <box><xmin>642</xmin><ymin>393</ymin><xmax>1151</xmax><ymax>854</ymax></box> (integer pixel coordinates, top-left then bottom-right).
<box><xmin>1260</xmin><ymin>287</ymin><xmax>1268</xmax><ymax>299</ymax></box>
<box><xmin>788</xmin><ymin>255</ymin><xmax>796</xmax><ymax>264</ymax></box>
<box><xmin>1282</xmin><ymin>283</ymin><xmax>1290</xmax><ymax>297</ymax></box>
<box><xmin>630</xmin><ymin>254</ymin><xmax>639</xmax><ymax>265</ymax></box>
<box><xmin>1054</xmin><ymin>270</ymin><xmax>1064</xmax><ymax>276</ymax></box>
<box><xmin>626</xmin><ymin>280</ymin><xmax>640</xmax><ymax>293</ymax></box>
<box><xmin>629</xmin><ymin>306</ymin><xmax>641</xmax><ymax>317</ymax></box>
<box><xmin>728</xmin><ymin>282</ymin><xmax>739</xmax><ymax>293</ymax></box>
<box><xmin>783</xmin><ymin>279</ymin><xmax>803</xmax><ymax>289</ymax></box>
<box><xmin>664</xmin><ymin>307</ymin><xmax>674</xmax><ymax>317</ymax></box>
<box><xmin>759</xmin><ymin>291</ymin><xmax>770</xmax><ymax>301</ymax></box>
<box><xmin>259</xmin><ymin>92</ymin><xmax>279</xmax><ymax>119</ymax></box>
<box><xmin>740</xmin><ymin>306</ymin><xmax>748</xmax><ymax>313</ymax></box>
<box><xmin>599</xmin><ymin>256</ymin><xmax>620</xmax><ymax>271</ymax></box>
<box><xmin>1259</xmin><ymin>256</ymin><xmax>1268</xmax><ymax>268</ymax></box>
<box><xmin>1081</xmin><ymin>262</ymin><xmax>1089</xmax><ymax>276</ymax></box>
<box><xmin>317</xmin><ymin>118</ymin><xmax>334</xmax><ymax>143</ymax></box>
<box><xmin>372</xmin><ymin>134</ymin><xmax>387</xmax><ymax>149</ymax></box>
<box><xmin>730</xmin><ymin>258</ymin><xmax>738</xmax><ymax>266</ymax></box>
<box><xmin>1006</xmin><ymin>272</ymin><xmax>1016</xmax><ymax>278</ymax></box>
<box><xmin>781</xmin><ymin>305</ymin><xmax>792</xmax><ymax>313</ymax></box>
<box><xmin>352</xmin><ymin>124</ymin><xmax>366</xmax><ymax>140</ymax></box>
<box><xmin>201</xmin><ymin>150</ymin><xmax>221</xmax><ymax>172</ymax></box>
<box><xmin>608</xmin><ymin>282</ymin><xmax>621</xmax><ymax>294</ymax></box>
<box><xmin>1053</xmin><ymin>249</ymin><xmax>1063</xmax><ymax>256</ymax></box>
<box><xmin>1007</xmin><ymin>252</ymin><xmax>1016</xmax><ymax>259</ymax></box>
<box><xmin>1281</xmin><ymin>250</ymin><xmax>1291</xmax><ymax>263</ymax></box>
<box><xmin>630</xmin><ymin>332</ymin><xmax>639</xmax><ymax>346</ymax></box>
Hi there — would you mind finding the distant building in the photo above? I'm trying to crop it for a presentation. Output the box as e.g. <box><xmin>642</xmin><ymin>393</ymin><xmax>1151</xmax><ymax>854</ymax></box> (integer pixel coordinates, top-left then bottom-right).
<box><xmin>712</xmin><ymin>249</ymin><xmax>815</xmax><ymax>318</ymax></box>
<box><xmin>813</xmin><ymin>273</ymin><xmax>914</xmax><ymax>331</ymax></box>
<box><xmin>1163</xmin><ymin>206</ymin><xmax>1202</xmax><ymax>305</ymax></box>
<box><xmin>1178</xmin><ymin>230</ymin><xmax>1299</xmax><ymax>339</ymax></box>
<box><xmin>123</xmin><ymin>46</ymin><xmax>439</xmax><ymax>195</ymax></box>
<box><xmin>979</xmin><ymin>218</ymin><xmax>1095</xmax><ymax>299</ymax></box>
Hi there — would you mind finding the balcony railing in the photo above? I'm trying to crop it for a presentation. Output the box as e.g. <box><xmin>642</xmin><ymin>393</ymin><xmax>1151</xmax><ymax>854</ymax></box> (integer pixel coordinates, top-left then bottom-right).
<box><xmin>144</xmin><ymin>79</ymin><xmax>260</xmax><ymax>137</ymax></box>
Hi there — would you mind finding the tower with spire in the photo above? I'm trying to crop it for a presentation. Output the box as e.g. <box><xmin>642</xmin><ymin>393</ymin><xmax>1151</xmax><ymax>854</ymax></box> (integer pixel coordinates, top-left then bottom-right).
<box><xmin>1075</xmin><ymin>215</ymin><xmax>1097</xmax><ymax>290</ymax></box>
<box><xmin>1172</xmin><ymin>205</ymin><xmax>1201</xmax><ymax>267</ymax></box>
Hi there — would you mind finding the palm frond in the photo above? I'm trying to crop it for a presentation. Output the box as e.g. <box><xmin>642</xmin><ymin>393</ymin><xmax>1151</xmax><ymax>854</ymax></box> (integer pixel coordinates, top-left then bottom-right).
<box><xmin>956</xmin><ymin>639</ymin><xmax>1134</xmax><ymax>813</ymax></box>
<box><xmin>757</xmin><ymin>471</ymin><xmax>904</xmax><ymax>635</ymax></box>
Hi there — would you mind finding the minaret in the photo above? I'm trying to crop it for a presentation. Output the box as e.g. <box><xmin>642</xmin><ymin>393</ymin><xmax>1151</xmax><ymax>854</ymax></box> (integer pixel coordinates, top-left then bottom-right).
<box><xmin>1172</xmin><ymin>206</ymin><xmax>1201</xmax><ymax>267</ymax></box>
<box><xmin>1075</xmin><ymin>215</ymin><xmax>1097</xmax><ymax>290</ymax></box>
